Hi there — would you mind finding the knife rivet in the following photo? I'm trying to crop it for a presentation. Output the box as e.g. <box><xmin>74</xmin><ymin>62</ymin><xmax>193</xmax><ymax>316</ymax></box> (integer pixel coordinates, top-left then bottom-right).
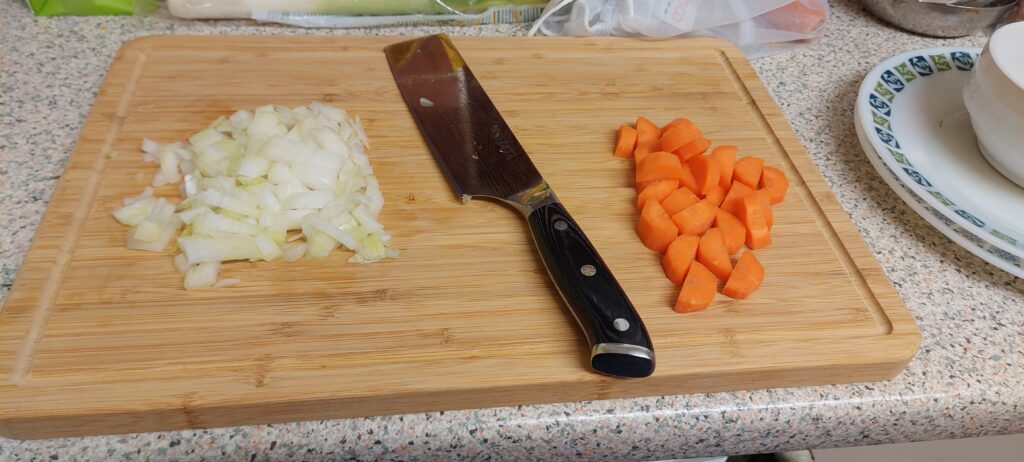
<box><xmin>554</xmin><ymin>220</ymin><xmax>568</xmax><ymax>231</ymax></box>
<box><xmin>419</xmin><ymin>97</ymin><xmax>434</xmax><ymax>107</ymax></box>
<box><xmin>613</xmin><ymin>318</ymin><xmax>630</xmax><ymax>332</ymax></box>
<box><xmin>472</xmin><ymin>154</ymin><xmax>480</xmax><ymax>160</ymax></box>
<box><xmin>580</xmin><ymin>264</ymin><xmax>597</xmax><ymax>276</ymax></box>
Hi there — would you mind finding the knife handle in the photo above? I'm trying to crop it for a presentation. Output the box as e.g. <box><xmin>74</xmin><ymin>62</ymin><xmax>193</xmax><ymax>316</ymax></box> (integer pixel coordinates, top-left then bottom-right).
<box><xmin>526</xmin><ymin>201</ymin><xmax>655</xmax><ymax>378</ymax></box>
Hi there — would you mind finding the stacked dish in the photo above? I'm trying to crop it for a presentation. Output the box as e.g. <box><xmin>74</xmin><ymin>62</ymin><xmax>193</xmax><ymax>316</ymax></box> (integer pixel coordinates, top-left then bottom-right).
<box><xmin>855</xmin><ymin>47</ymin><xmax>1024</xmax><ymax>277</ymax></box>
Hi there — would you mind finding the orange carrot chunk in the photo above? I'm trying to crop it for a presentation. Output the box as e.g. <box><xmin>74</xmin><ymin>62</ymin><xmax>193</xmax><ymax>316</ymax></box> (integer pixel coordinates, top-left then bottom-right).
<box><xmin>760</xmin><ymin>166</ymin><xmax>789</xmax><ymax>205</ymax></box>
<box><xmin>637</xmin><ymin>200</ymin><xmax>679</xmax><ymax>253</ymax></box>
<box><xmin>751</xmin><ymin>188</ymin><xmax>774</xmax><ymax>230</ymax></box>
<box><xmin>678</xmin><ymin>162</ymin><xmax>699</xmax><ymax>193</ymax></box>
<box><xmin>714</xmin><ymin>210</ymin><xmax>746</xmax><ymax>255</ymax></box>
<box><xmin>675</xmin><ymin>261</ymin><xmax>717</xmax><ymax>313</ymax></box>
<box><xmin>735</xmin><ymin>193</ymin><xmax>772</xmax><ymax>249</ymax></box>
<box><xmin>671</xmin><ymin>199</ymin><xmax>718</xmax><ymax>236</ymax></box>
<box><xmin>614</xmin><ymin>125</ymin><xmax>638</xmax><ymax>158</ymax></box>
<box><xmin>637</xmin><ymin>179</ymin><xmax>679</xmax><ymax>211</ymax></box>
<box><xmin>636</xmin><ymin>151</ymin><xmax>685</xmax><ymax>184</ymax></box>
<box><xmin>722</xmin><ymin>251</ymin><xmax>765</xmax><ymax>299</ymax></box>
<box><xmin>674</xmin><ymin>137</ymin><xmax>711</xmax><ymax>161</ymax></box>
<box><xmin>634</xmin><ymin>116</ymin><xmax>661</xmax><ymax>155</ymax></box>
<box><xmin>687</xmin><ymin>154</ymin><xmax>721</xmax><ymax>196</ymax></box>
<box><xmin>634</xmin><ymin>144</ymin><xmax>654</xmax><ymax>165</ymax></box>
<box><xmin>662</xmin><ymin>234</ymin><xmax>700</xmax><ymax>285</ymax></box>
<box><xmin>704</xmin><ymin>184</ymin><xmax>726</xmax><ymax>207</ymax></box>
<box><xmin>709</xmin><ymin>145</ymin><xmax>738</xmax><ymax>189</ymax></box>
<box><xmin>659</xmin><ymin>117</ymin><xmax>695</xmax><ymax>136</ymax></box>
<box><xmin>661</xmin><ymin>187</ymin><xmax>701</xmax><ymax>215</ymax></box>
<box><xmin>697</xmin><ymin>228</ymin><xmax>733</xmax><ymax>281</ymax></box>
<box><xmin>732</xmin><ymin>156</ymin><xmax>764</xmax><ymax>188</ymax></box>
<box><xmin>660</xmin><ymin>123</ymin><xmax>702</xmax><ymax>153</ymax></box>
<box><xmin>720</xmin><ymin>181</ymin><xmax>753</xmax><ymax>217</ymax></box>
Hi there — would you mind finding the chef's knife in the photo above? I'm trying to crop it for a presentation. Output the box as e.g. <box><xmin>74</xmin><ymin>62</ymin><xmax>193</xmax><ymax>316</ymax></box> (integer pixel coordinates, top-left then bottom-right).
<box><xmin>384</xmin><ymin>34</ymin><xmax>655</xmax><ymax>378</ymax></box>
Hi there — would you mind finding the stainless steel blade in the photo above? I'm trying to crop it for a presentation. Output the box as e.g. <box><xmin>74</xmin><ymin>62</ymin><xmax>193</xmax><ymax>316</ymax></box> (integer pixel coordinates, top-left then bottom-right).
<box><xmin>384</xmin><ymin>34</ymin><xmax>546</xmax><ymax>207</ymax></box>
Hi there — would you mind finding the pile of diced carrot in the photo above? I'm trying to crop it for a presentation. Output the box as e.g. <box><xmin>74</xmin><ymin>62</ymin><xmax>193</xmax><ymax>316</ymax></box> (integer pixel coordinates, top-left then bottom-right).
<box><xmin>614</xmin><ymin>117</ymin><xmax>789</xmax><ymax>313</ymax></box>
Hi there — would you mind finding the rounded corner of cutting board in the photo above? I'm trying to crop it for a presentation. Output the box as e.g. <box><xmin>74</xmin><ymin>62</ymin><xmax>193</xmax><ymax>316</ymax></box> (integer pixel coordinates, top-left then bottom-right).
<box><xmin>117</xmin><ymin>35</ymin><xmax>165</xmax><ymax>54</ymax></box>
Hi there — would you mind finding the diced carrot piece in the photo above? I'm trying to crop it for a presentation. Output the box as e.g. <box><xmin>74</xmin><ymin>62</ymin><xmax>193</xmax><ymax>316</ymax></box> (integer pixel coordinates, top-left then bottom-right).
<box><xmin>678</xmin><ymin>163</ymin><xmax>699</xmax><ymax>193</ymax></box>
<box><xmin>670</xmin><ymin>199</ymin><xmax>717</xmax><ymax>236</ymax></box>
<box><xmin>697</xmin><ymin>228</ymin><xmax>733</xmax><ymax>281</ymax></box>
<box><xmin>637</xmin><ymin>179</ymin><xmax>678</xmax><ymax>211</ymax></box>
<box><xmin>704</xmin><ymin>184</ymin><xmax>726</xmax><ymax>207</ymax></box>
<box><xmin>714</xmin><ymin>210</ymin><xmax>745</xmax><ymax>255</ymax></box>
<box><xmin>735</xmin><ymin>193</ymin><xmax>772</xmax><ymax>249</ymax></box>
<box><xmin>675</xmin><ymin>261</ymin><xmax>716</xmax><ymax>313</ymax></box>
<box><xmin>720</xmin><ymin>181</ymin><xmax>753</xmax><ymax>217</ymax></box>
<box><xmin>661</xmin><ymin>187</ymin><xmax>701</xmax><ymax>215</ymax></box>
<box><xmin>634</xmin><ymin>116</ymin><xmax>660</xmax><ymax>153</ymax></box>
<box><xmin>709</xmin><ymin>145</ymin><xmax>738</xmax><ymax>189</ymax></box>
<box><xmin>674</xmin><ymin>137</ymin><xmax>711</xmax><ymax>161</ymax></box>
<box><xmin>634</xmin><ymin>144</ymin><xmax>654</xmax><ymax>165</ymax></box>
<box><xmin>636</xmin><ymin>200</ymin><xmax>679</xmax><ymax>253</ymax></box>
<box><xmin>760</xmin><ymin>166</ymin><xmax>789</xmax><ymax>205</ymax></box>
<box><xmin>660</xmin><ymin>123</ymin><xmax>702</xmax><ymax>153</ymax></box>
<box><xmin>751</xmin><ymin>189</ymin><xmax>774</xmax><ymax>229</ymax></box>
<box><xmin>659</xmin><ymin>117</ymin><xmax>694</xmax><ymax>136</ymax></box>
<box><xmin>614</xmin><ymin>125</ymin><xmax>638</xmax><ymax>158</ymax></box>
<box><xmin>687</xmin><ymin>154</ymin><xmax>721</xmax><ymax>196</ymax></box>
<box><xmin>662</xmin><ymin>234</ymin><xmax>700</xmax><ymax>285</ymax></box>
<box><xmin>732</xmin><ymin>156</ymin><xmax>764</xmax><ymax>188</ymax></box>
<box><xmin>636</xmin><ymin>151</ymin><xmax>685</xmax><ymax>184</ymax></box>
<box><xmin>722</xmin><ymin>251</ymin><xmax>765</xmax><ymax>299</ymax></box>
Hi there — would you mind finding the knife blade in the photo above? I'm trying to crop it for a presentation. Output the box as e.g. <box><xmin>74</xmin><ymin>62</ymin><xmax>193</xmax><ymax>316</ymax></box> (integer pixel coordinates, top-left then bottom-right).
<box><xmin>384</xmin><ymin>34</ymin><xmax>655</xmax><ymax>378</ymax></box>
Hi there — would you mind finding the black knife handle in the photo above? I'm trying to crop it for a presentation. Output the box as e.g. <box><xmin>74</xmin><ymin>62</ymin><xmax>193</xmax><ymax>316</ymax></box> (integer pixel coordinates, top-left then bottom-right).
<box><xmin>525</xmin><ymin>201</ymin><xmax>655</xmax><ymax>378</ymax></box>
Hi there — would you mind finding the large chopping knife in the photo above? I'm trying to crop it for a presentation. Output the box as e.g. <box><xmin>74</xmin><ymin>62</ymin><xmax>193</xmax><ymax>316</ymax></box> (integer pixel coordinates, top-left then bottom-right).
<box><xmin>385</xmin><ymin>35</ymin><xmax>655</xmax><ymax>378</ymax></box>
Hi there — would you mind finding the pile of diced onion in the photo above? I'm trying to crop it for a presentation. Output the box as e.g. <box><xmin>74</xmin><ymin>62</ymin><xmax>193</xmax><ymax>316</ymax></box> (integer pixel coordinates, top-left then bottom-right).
<box><xmin>112</xmin><ymin>102</ymin><xmax>397</xmax><ymax>290</ymax></box>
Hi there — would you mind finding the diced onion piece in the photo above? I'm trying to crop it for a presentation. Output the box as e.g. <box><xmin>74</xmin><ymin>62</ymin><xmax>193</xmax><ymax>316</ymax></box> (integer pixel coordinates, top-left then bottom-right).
<box><xmin>174</xmin><ymin>253</ymin><xmax>191</xmax><ymax>274</ymax></box>
<box><xmin>113</xmin><ymin>196</ymin><xmax>158</xmax><ymax>226</ymax></box>
<box><xmin>283</xmin><ymin>243</ymin><xmax>307</xmax><ymax>262</ymax></box>
<box><xmin>184</xmin><ymin>262</ymin><xmax>219</xmax><ymax>291</ymax></box>
<box><xmin>255</xmin><ymin>234</ymin><xmax>282</xmax><ymax>261</ymax></box>
<box><xmin>214</xmin><ymin>278</ymin><xmax>242</xmax><ymax>288</ymax></box>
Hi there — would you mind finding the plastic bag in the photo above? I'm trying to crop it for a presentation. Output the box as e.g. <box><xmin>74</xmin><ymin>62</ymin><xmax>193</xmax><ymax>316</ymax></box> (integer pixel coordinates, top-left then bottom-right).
<box><xmin>168</xmin><ymin>0</ymin><xmax>547</xmax><ymax>27</ymax></box>
<box><xmin>25</xmin><ymin>0</ymin><xmax>130</xmax><ymax>15</ymax></box>
<box><xmin>528</xmin><ymin>0</ymin><xmax>830</xmax><ymax>59</ymax></box>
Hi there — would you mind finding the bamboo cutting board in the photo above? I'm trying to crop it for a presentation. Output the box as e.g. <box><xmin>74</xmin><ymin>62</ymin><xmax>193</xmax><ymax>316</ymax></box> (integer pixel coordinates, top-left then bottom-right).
<box><xmin>0</xmin><ymin>36</ymin><xmax>919</xmax><ymax>439</ymax></box>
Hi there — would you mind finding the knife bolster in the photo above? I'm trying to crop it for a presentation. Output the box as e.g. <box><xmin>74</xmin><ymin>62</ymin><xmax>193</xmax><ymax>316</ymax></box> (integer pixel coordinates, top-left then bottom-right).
<box><xmin>592</xmin><ymin>343</ymin><xmax>656</xmax><ymax>378</ymax></box>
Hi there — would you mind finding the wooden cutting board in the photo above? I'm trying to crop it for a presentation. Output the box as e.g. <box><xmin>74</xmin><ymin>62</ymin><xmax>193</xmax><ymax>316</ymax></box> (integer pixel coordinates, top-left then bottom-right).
<box><xmin>0</xmin><ymin>36</ymin><xmax>919</xmax><ymax>439</ymax></box>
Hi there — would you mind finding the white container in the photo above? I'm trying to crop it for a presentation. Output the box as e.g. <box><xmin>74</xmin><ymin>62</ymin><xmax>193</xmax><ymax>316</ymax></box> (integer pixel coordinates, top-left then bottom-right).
<box><xmin>963</xmin><ymin>21</ymin><xmax>1024</xmax><ymax>188</ymax></box>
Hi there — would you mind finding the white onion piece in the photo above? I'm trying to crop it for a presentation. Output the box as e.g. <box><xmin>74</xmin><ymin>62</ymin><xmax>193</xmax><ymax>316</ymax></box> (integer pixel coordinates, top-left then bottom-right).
<box><xmin>283</xmin><ymin>243</ymin><xmax>307</xmax><ymax>262</ymax></box>
<box><xmin>214</xmin><ymin>278</ymin><xmax>242</xmax><ymax>288</ymax></box>
<box><xmin>184</xmin><ymin>262</ymin><xmax>219</xmax><ymax>291</ymax></box>
<box><xmin>174</xmin><ymin>253</ymin><xmax>191</xmax><ymax>274</ymax></box>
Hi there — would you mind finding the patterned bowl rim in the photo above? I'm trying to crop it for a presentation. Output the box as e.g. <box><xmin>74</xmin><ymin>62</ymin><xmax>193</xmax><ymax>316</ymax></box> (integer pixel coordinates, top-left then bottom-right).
<box><xmin>855</xmin><ymin>46</ymin><xmax>1024</xmax><ymax>260</ymax></box>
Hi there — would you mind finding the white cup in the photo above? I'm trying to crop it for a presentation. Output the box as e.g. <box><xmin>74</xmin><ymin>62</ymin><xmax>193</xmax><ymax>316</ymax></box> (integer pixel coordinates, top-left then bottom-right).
<box><xmin>963</xmin><ymin>21</ymin><xmax>1024</xmax><ymax>188</ymax></box>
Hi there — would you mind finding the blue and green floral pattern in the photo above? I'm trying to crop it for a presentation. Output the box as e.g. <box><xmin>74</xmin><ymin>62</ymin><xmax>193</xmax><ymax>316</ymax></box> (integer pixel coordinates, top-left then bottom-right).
<box><xmin>863</xmin><ymin>48</ymin><xmax>1024</xmax><ymax>258</ymax></box>
<box><xmin>873</xmin><ymin>150</ymin><xmax>1023</xmax><ymax>274</ymax></box>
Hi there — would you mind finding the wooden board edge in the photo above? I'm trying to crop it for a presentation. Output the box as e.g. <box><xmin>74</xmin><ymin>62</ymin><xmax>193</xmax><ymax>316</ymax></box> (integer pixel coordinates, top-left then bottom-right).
<box><xmin>0</xmin><ymin>346</ymin><xmax>918</xmax><ymax>440</ymax></box>
<box><xmin>713</xmin><ymin>44</ymin><xmax>921</xmax><ymax>349</ymax></box>
<box><xmin>0</xmin><ymin>40</ymin><xmax>153</xmax><ymax>385</ymax></box>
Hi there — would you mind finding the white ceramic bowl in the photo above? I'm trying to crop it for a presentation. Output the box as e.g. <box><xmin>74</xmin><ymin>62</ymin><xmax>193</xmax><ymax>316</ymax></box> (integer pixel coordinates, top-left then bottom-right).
<box><xmin>963</xmin><ymin>22</ymin><xmax>1024</xmax><ymax>188</ymax></box>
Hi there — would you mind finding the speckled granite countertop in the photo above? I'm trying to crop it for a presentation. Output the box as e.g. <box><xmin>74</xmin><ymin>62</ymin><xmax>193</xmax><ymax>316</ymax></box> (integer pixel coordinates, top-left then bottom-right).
<box><xmin>1</xmin><ymin>0</ymin><xmax>1021</xmax><ymax>460</ymax></box>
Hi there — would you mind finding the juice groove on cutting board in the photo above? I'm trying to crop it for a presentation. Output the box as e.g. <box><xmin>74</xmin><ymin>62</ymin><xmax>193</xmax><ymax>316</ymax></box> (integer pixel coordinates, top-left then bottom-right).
<box><xmin>0</xmin><ymin>36</ymin><xmax>919</xmax><ymax>439</ymax></box>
